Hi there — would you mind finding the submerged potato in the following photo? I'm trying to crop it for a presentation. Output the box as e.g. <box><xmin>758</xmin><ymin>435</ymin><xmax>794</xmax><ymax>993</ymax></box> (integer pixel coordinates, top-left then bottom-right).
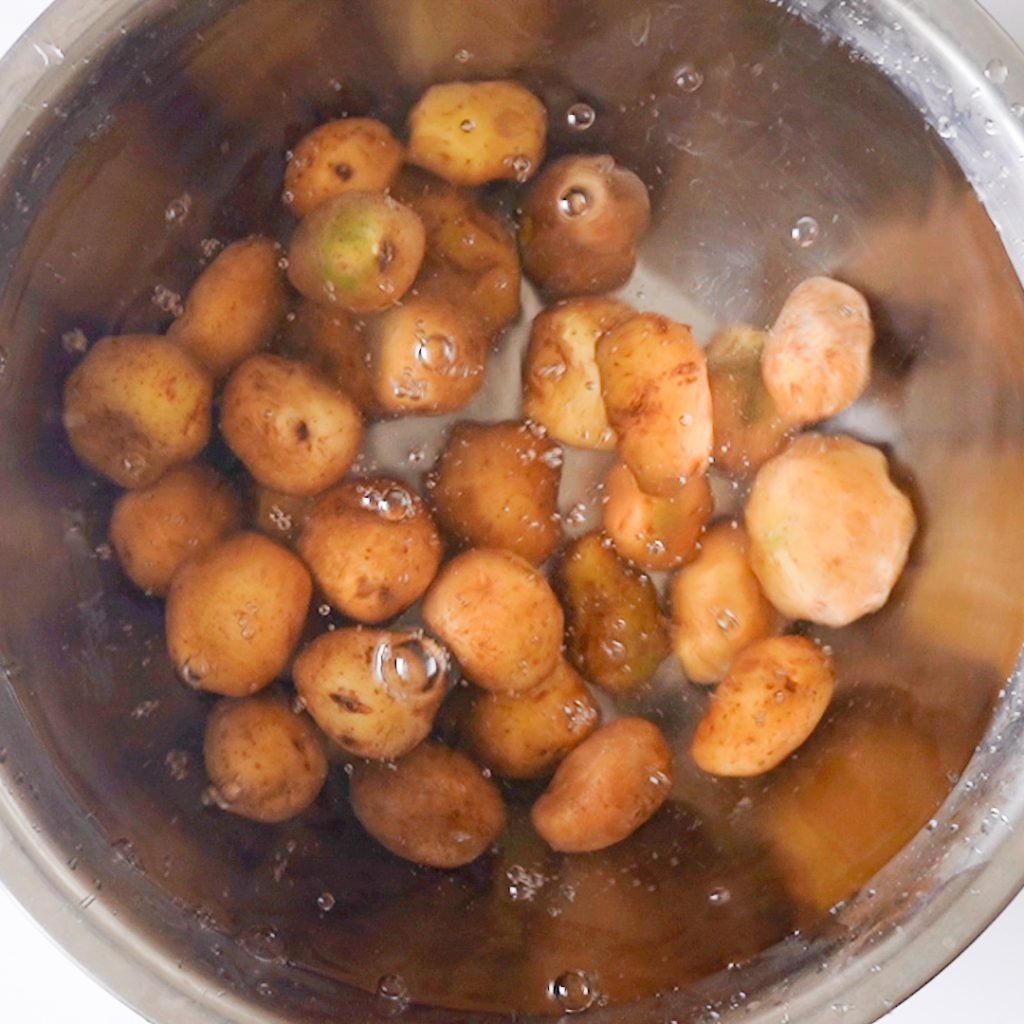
<box><xmin>63</xmin><ymin>334</ymin><xmax>213</xmax><ymax>489</ymax></box>
<box><xmin>253</xmin><ymin>487</ymin><xmax>314</xmax><ymax>545</ymax></box>
<box><xmin>746</xmin><ymin>434</ymin><xmax>916</xmax><ymax>627</ymax></box>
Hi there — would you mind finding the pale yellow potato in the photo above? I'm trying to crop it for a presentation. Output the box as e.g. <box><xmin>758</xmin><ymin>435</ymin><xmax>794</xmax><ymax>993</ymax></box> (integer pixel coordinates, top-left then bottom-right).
<box><xmin>523</xmin><ymin>298</ymin><xmax>634</xmax><ymax>450</ymax></box>
<box><xmin>422</xmin><ymin>548</ymin><xmax>563</xmax><ymax>693</ymax></box>
<box><xmin>745</xmin><ymin>434</ymin><xmax>916</xmax><ymax>627</ymax></box>
<box><xmin>252</xmin><ymin>487</ymin><xmax>315</xmax><ymax>545</ymax></box>
<box><xmin>166</xmin><ymin>532</ymin><xmax>312</xmax><ymax>697</ymax></box>
<box><xmin>168</xmin><ymin>237</ymin><xmax>288</xmax><ymax>378</ymax></box>
<box><xmin>110</xmin><ymin>464</ymin><xmax>241</xmax><ymax>596</ymax></box>
<box><xmin>293</xmin><ymin>628</ymin><xmax>449</xmax><ymax>759</ymax></box>
<box><xmin>203</xmin><ymin>694</ymin><xmax>327</xmax><ymax>824</ymax></box>
<box><xmin>596</xmin><ymin>314</ymin><xmax>713</xmax><ymax>497</ymax></box>
<box><xmin>669</xmin><ymin>522</ymin><xmax>780</xmax><ymax>684</ymax></box>
<box><xmin>762</xmin><ymin>277</ymin><xmax>874</xmax><ymax>427</ymax></box>
<box><xmin>407</xmin><ymin>80</ymin><xmax>546</xmax><ymax>187</ymax></box>
<box><xmin>297</xmin><ymin>478</ymin><xmax>443</xmax><ymax>624</ymax></box>
<box><xmin>531</xmin><ymin>717</ymin><xmax>673</xmax><ymax>853</ymax></box>
<box><xmin>220</xmin><ymin>353</ymin><xmax>363</xmax><ymax>496</ymax></box>
<box><xmin>350</xmin><ymin>743</ymin><xmax>507</xmax><ymax>868</ymax></box>
<box><xmin>691</xmin><ymin>636</ymin><xmax>835</xmax><ymax>778</ymax></box>
<box><xmin>62</xmin><ymin>334</ymin><xmax>213</xmax><ymax>489</ymax></box>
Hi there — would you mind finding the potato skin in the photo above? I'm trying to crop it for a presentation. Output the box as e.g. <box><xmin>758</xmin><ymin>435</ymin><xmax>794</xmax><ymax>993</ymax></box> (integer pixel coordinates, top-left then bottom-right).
<box><xmin>350</xmin><ymin>743</ymin><xmax>506</xmax><ymax>868</ymax></box>
<box><xmin>166</xmin><ymin>532</ymin><xmax>312</xmax><ymax>697</ymax></box>
<box><xmin>110</xmin><ymin>464</ymin><xmax>241</xmax><ymax>596</ymax></box>
<box><xmin>220</xmin><ymin>353</ymin><xmax>363</xmax><ymax>497</ymax></box>
<box><xmin>422</xmin><ymin>548</ymin><xmax>564</xmax><ymax>693</ymax></box>
<box><xmin>203</xmin><ymin>694</ymin><xmax>327</xmax><ymax>824</ymax></box>
<box><xmin>297</xmin><ymin>478</ymin><xmax>443</xmax><ymax>624</ymax></box>
<box><xmin>531</xmin><ymin>717</ymin><xmax>673</xmax><ymax>853</ymax></box>
<box><xmin>63</xmin><ymin>334</ymin><xmax>213</xmax><ymax>489</ymax></box>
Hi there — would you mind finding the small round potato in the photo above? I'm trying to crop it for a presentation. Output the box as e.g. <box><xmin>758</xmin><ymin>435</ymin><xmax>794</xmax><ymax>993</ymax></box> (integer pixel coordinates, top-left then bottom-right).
<box><xmin>220</xmin><ymin>353</ymin><xmax>363</xmax><ymax>497</ymax></box>
<box><xmin>253</xmin><ymin>487</ymin><xmax>315</xmax><ymax>545</ymax></box>
<box><xmin>669</xmin><ymin>523</ymin><xmax>780</xmax><ymax>685</ymax></box>
<box><xmin>690</xmin><ymin>636</ymin><xmax>835</xmax><ymax>778</ymax></box>
<box><xmin>284</xmin><ymin>118</ymin><xmax>403</xmax><ymax>219</ymax></box>
<box><xmin>422</xmin><ymin>548</ymin><xmax>564</xmax><ymax>694</ymax></box>
<box><xmin>531</xmin><ymin>717</ymin><xmax>673</xmax><ymax>854</ymax></box>
<box><xmin>203</xmin><ymin>694</ymin><xmax>328</xmax><ymax>824</ymax></box>
<box><xmin>62</xmin><ymin>334</ymin><xmax>213</xmax><ymax>489</ymax></box>
<box><xmin>745</xmin><ymin>434</ymin><xmax>916</xmax><ymax>627</ymax></box>
<box><xmin>288</xmin><ymin>192</ymin><xmax>425</xmax><ymax>313</ymax></box>
<box><xmin>762</xmin><ymin>277</ymin><xmax>874</xmax><ymax>428</ymax></box>
<box><xmin>603</xmin><ymin>461</ymin><xmax>713</xmax><ymax>572</ymax></box>
<box><xmin>523</xmin><ymin>298</ymin><xmax>634</xmax><ymax>451</ymax></box>
<box><xmin>597</xmin><ymin>314</ymin><xmax>713</xmax><ymax>497</ymax></box>
<box><xmin>350</xmin><ymin>743</ymin><xmax>507</xmax><ymax>868</ymax></box>
<box><xmin>110</xmin><ymin>464</ymin><xmax>242</xmax><ymax>596</ymax></box>
<box><xmin>166</xmin><ymin>532</ymin><xmax>312</xmax><ymax>697</ymax></box>
<box><xmin>293</xmin><ymin>628</ymin><xmax>449</xmax><ymax>759</ymax></box>
<box><xmin>463</xmin><ymin>659</ymin><xmax>601</xmax><ymax>779</ymax></box>
<box><xmin>519</xmin><ymin>155</ymin><xmax>651</xmax><ymax>299</ymax></box>
<box><xmin>430</xmin><ymin>421</ymin><xmax>562</xmax><ymax>565</ymax></box>
<box><xmin>297</xmin><ymin>478</ymin><xmax>443</xmax><ymax>624</ymax></box>
<box><xmin>407</xmin><ymin>80</ymin><xmax>547</xmax><ymax>187</ymax></box>
<box><xmin>168</xmin><ymin>237</ymin><xmax>288</xmax><ymax>378</ymax></box>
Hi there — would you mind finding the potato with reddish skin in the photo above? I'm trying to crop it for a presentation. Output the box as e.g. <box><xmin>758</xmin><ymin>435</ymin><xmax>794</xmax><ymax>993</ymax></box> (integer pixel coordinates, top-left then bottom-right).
<box><xmin>596</xmin><ymin>314</ymin><xmax>713</xmax><ymax>497</ymax></box>
<box><xmin>532</xmin><ymin>718</ymin><xmax>673</xmax><ymax>853</ymax></box>
<box><xmin>350</xmin><ymin>743</ymin><xmax>507</xmax><ymax>868</ymax></box>
<box><xmin>252</xmin><ymin>487</ymin><xmax>314</xmax><ymax>546</ymax></box>
<box><xmin>297</xmin><ymin>478</ymin><xmax>443</xmax><ymax>624</ymax></box>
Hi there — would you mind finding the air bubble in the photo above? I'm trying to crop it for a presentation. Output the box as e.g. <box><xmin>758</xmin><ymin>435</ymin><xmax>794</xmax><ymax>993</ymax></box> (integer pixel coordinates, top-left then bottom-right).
<box><xmin>460</xmin><ymin>118</ymin><xmax>476</xmax><ymax>133</ymax></box>
<box><xmin>708</xmin><ymin>886</ymin><xmax>732</xmax><ymax>905</ymax></box>
<box><xmin>559</xmin><ymin>188</ymin><xmax>591</xmax><ymax>217</ymax></box>
<box><xmin>377</xmin><ymin>974</ymin><xmax>409</xmax><ymax>1006</ymax></box>
<box><xmin>936</xmin><ymin>116</ymin><xmax>957</xmax><ymax>140</ymax></box>
<box><xmin>986</xmin><ymin>58</ymin><xmax>1008</xmax><ymax>85</ymax></box>
<box><xmin>179</xmin><ymin>658</ymin><xmax>207</xmax><ymax>689</ymax></box>
<box><xmin>239</xmin><ymin>925</ymin><xmax>285</xmax><ymax>963</ymax></box>
<box><xmin>985</xmin><ymin>118</ymin><xmax>1000</xmax><ymax>136</ymax></box>
<box><xmin>268</xmin><ymin>505</ymin><xmax>293</xmax><ymax>532</ymax></box>
<box><xmin>629</xmin><ymin>10</ymin><xmax>651</xmax><ymax>47</ymax></box>
<box><xmin>673</xmin><ymin>63</ymin><xmax>704</xmax><ymax>93</ymax></box>
<box><xmin>317</xmin><ymin>891</ymin><xmax>336</xmax><ymax>912</ymax></box>
<box><xmin>716</xmin><ymin>609</ymin><xmax>739</xmax><ymax>633</ymax></box>
<box><xmin>415</xmin><ymin>333</ymin><xmax>456</xmax><ymax>371</ymax></box>
<box><xmin>789</xmin><ymin>215</ymin><xmax>820</xmax><ymax>248</ymax></box>
<box><xmin>165</xmin><ymin>749</ymin><xmax>189</xmax><ymax>781</ymax></box>
<box><xmin>165</xmin><ymin>193</ymin><xmax>192</xmax><ymax>226</ymax></box>
<box><xmin>454</xmin><ymin>48</ymin><xmax>472</xmax><ymax>64</ymax></box>
<box><xmin>549</xmin><ymin>969</ymin><xmax>597</xmax><ymax>1013</ymax></box>
<box><xmin>61</xmin><ymin>328</ymin><xmax>89</xmax><ymax>354</ymax></box>
<box><xmin>507</xmin><ymin>154</ymin><xmax>533</xmax><ymax>182</ymax></box>
<box><xmin>0</xmin><ymin>348</ymin><xmax>7</xmax><ymax>382</ymax></box>
<box><xmin>566</xmin><ymin>103</ymin><xmax>596</xmax><ymax>131</ymax></box>
<box><xmin>373</xmin><ymin>632</ymin><xmax>448</xmax><ymax>698</ymax></box>
<box><xmin>360</xmin><ymin>483</ymin><xmax>415</xmax><ymax>522</ymax></box>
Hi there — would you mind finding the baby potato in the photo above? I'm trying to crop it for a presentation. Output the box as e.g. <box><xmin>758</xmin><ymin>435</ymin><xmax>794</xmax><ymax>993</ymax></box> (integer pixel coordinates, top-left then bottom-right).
<box><xmin>669</xmin><ymin>522</ymin><xmax>780</xmax><ymax>685</ymax></box>
<box><xmin>463</xmin><ymin>659</ymin><xmax>601</xmax><ymax>779</ymax></box>
<box><xmin>596</xmin><ymin>314</ymin><xmax>713</xmax><ymax>497</ymax></box>
<box><xmin>690</xmin><ymin>636</ymin><xmax>836</xmax><ymax>778</ymax></box>
<box><xmin>519</xmin><ymin>154</ymin><xmax>650</xmax><ymax>299</ymax></box>
<box><xmin>603</xmin><ymin>461</ymin><xmax>713</xmax><ymax>572</ymax></box>
<box><xmin>168</xmin><ymin>237</ymin><xmax>288</xmax><ymax>378</ymax></box>
<box><xmin>422</xmin><ymin>548</ymin><xmax>563</xmax><ymax>693</ymax></box>
<box><xmin>288</xmin><ymin>192</ymin><xmax>425</xmax><ymax>313</ymax></box>
<box><xmin>762</xmin><ymin>276</ymin><xmax>874</xmax><ymax>427</ymax></box>
<box><xmin>430</xmin><ymin>421</ymin><xmax>562</xmax><ymax>565</ymax></box>
<box><xmin>166</xmin><ymin>532</ymin><xmax>312</xmax><ymax>697</ymax></box>
<box><xmin>110</xmin><ymin>464</ymin><xmax>241</xmax><ymax>596</ymax></box>
<box><xmin>745</xmin><ymin>434</ymin><xmax>917</xmax><ymax>627</ymax></box>
<box><xmin>523</xmin><ymin>298</ymin><xmax>634</xmax><ymax>450</ymax></box>
<box><xmin>62</xmin><ymin>334</ymin><xmax>213</xmax><ymax>489</ymax></box>
<box><xmin>531</xmin><ymin>717</ymin><xmax>673</xmax><ymax>853</ymax></box>
<box><xmin>558</xmin><ymin>533</ymin><xmax>670</xmax><ymax>695</ymax></box>
<box><xmin>407</xmin><ymin>80</ymin><xmax>546</xmax><ymax>187</ymax></box>
<box><xmin>284</xmin><ymin>118</ymin><xmax>403</xmax><ymax>219</ymax></box>
<box><xmin>253</xmin><ymin>487</ymin><xmax>314</xmax><ymax>545</ymax></box>
<box><xmin>350</xmin><ymin>743</ymin><xmax>506</xmax><ymax>868</ymax></box>
<box><xmin>220</xmin><ymin>353</ymin><xmax>363</xmax><ymax>497</ymax></box>
<box><xmin>293</xmin><ymin>628</ymin><xmax>449</xmax><ymax>759</ymax></box>
<box><xmin>297</xmin><ymin>478</ymin><xmax>442</xmax><ymax>624</ymax></box>
<box><xmin>203</xmin><ymin>694</ymin><xmax>327</xmax><ymax>824</ymax></box>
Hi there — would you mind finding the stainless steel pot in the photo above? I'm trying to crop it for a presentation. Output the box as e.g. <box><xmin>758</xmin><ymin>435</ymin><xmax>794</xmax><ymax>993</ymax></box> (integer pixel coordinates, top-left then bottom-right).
<box><xmin>3</xmin><ymin>1</ymin><xmax>1024</xmax><ymax>1021</ymax></box>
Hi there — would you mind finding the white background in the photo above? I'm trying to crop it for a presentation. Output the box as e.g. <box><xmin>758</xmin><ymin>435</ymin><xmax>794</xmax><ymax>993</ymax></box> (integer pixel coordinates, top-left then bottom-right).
<box><xmin>1</xmin><ymin>0</ymin><xmax>1023</xmax><ymax>1021</ymax></box>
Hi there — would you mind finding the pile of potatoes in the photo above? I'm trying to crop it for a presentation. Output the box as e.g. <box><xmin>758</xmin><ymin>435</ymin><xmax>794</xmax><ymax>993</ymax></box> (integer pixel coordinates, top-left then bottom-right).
<box><xmin>62</xmin><ymin>79</ymin><xmax>917</xmax><ymax>870</ymax></box>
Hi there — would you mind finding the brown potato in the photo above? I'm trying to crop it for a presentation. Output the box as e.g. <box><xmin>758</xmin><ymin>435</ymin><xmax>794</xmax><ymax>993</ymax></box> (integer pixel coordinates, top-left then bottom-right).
<box><xmin>168</xmin><ymin>237</ymin><xmax>288</xmax><ymax>378</ymax></box>
<box><xmin>519</xmin><ymin>155</ymin><xmax>650</xmax><ymax>299</ymax></box>
<box><xmin>166</xmin><ymin>532</ymin><xmax>312</xmax><ymax>697</ymax></box>
<box><xmin>531</xmin><ymin>717</ymin><xmax>673</xmax><ymax>853</ymax></box>
<box><xmin>596</xmin><ymin>314</ymin><xmax>713</xmax><ymax>497</ymax></box>
<box><xmin>252</xmin><ymin>487</ymin><xmax>315</xmax><ymax>545</ymax></box>
<box><xmin>203</xmin><ymin>694</ymin><xmax>327</xmax><ymax>824</ymax></box>
<box><xmin>407</xmin><ymin>80</ymin><xmax>546</xmax><ymax>187</ymax></box>
<box><xmin>62</xmin><ymin>334</ymin><xmax>213</xmax><ymax>489</ymax></box>
<box><xmin>745</xmin><ymin>434</ymin><xmax>917</xmax><ymax>627</ymax></box>
<box><xmin>422</xmin><ymin>548</ymin><xmax>563</xmax><ymax>693</ymax></box>
<box><xmin>351</xmin><ymin>743</ymin><xmax>506</xmax><ymax>868</ymax></box>
<box><xmin>297</xmin><ymin>478</ymin><xmax>443</xmax><ymax>624</ymax></box>
<box><xmin>110</xmin><ymin>464</ymin><xmax>241</xmax><ymax>596</ymax></box>
<box><xmin>430</xmin><ymin>421</ymin><xmax>562</xmax><ymax>565</ymax></box>
<box><xmin>220</xmin><ymin>353</ymin><xmax>363</xmax><ymax>497</ymax></box>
